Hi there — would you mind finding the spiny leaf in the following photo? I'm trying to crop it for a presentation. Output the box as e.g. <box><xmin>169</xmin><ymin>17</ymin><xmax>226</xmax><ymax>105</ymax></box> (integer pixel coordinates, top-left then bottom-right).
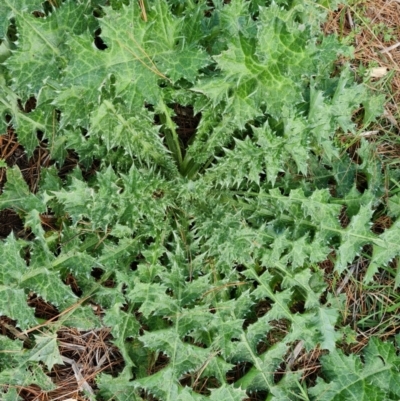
<box><xmin>0</xmin><ymin>361</ymin><xmax>56</xmax><ymax>391</ymax></box>
<box><xmin>209</xmin><ymin>384</ymin><xmax>247</xmax><ymax>401</ymax></box>
<box><xmin>0</xmin><ymin>235</ymin><xmax>37</xmax><ymax>329</ymax></box>
<box><xmin>97</xmin><ymin>368</ymin><xmax>143</xmax><ymax>401</ymax></box>
<box><xmin>0</xmin><ymin>233</ymin><xmax>28</xmax><ymax>284</ymax></box>
<box><xmin>309</xmin><ymin>338</ymin><xmax>400</xmax><ymax>401</ymax></box>
<box><xmin>335</xmin><ymin>203</ymin><xmax>376</xmax><ymax>273</ymax></box>
<box><xmin>139</xmin><ymin>328</ymin><xmax>210</xmax><ymax>375</ymax></box>
<box><xmin>234</xmin><ymin>342</ymin><xmax>288</xmax><ymax>392</ymax></box>
<box><xmin>0</xmin><ymin>77</ymin><xmax>44</xmax><ymax>154</ymax></box>
<box><xmin>103</xmin><ymin>303</ymin><xmax>141</xmax><ymax>367</ymax></box>
<box><xmin>127</xmin><ymin>282</ymin><xmax>180</xmax><ymax>318</ymax></box>
<box><xmin>61</xmin><ymin>304</ymin><xmax>101</xmax><ymax>330</ymax></box>
<box><xmin>0</xmin><ymin>0</ymin><xmax>43</xmax><ymax>39</ymax></box>
<box><xmin>6</xmin><ymin>1</ymin><xmax>97</xmax><ymax>98</ymax></box>
<box><xmin>0</xmin><ymin>285</ymin><xmax>37</xmax><ymax>329</ymax></box>
<box><xmin>90</xmin><ymin>100</ymin><xmax>174</xmax><ymax>169</ymax></box>
<box><xmin>366</xmin><ymin>219</ymin><xmax>400</xmax><ymax>286</ymax></box>
<box><xmin>1</xmin><ymin>387</ymin><xmax>23</xmax><ymax>401</ymax></box>
<box><xmin>20</xmin><ymin>267</ymin><xmax>77</xmax><ymax>308</ymax></box>
<box><xmin>26</xmin><ymin>334</ymin><xmax>63</xmax><ymax>371</ymax></box>
<box><xmin>0</xmin><ymin>166</ymin><xmax>45</xmax><ymax>213</ymax></box>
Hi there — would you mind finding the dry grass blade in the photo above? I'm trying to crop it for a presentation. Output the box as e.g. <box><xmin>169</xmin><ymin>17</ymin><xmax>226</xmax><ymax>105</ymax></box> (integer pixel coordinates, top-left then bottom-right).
<box><xmin>379</xmin><ymin>41</ymin><xmax>400</xmax><ymax>53</ymax></box>
<box><xmin>286</xmin><ymin>340</ymin><xmax>304</xmax><ymax>369</ymax></box>
<box><xmin>139</xmin><ymin>0</ymin><xmax>147</xmax><ymax>21</ymax></box>
<box><xmin>61</xmin><ymin>356</ymin><xmax>94</xmax><ymax>396</ymax></box>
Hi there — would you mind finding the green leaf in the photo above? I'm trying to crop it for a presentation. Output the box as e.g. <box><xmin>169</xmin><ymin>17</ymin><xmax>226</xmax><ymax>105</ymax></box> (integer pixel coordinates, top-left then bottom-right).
<box><xmin>176</xmin><ymin>387</ymin><xmax>205</xmax><ymax>401</ymax></box>
<box><xmin>0</xmin><ymin>334</ymin><xmax>24</xmax><ymax>369</ymax></box>
<box><xmin>1</xmin><ymin>387</ymin><xmax>23</xmax><ymax>401</ymax></box>
<box><xmin>6</xmin><ymin>0</ymin><xmax>98</xmax><ymax>98</ymax></box>
<box><xmin>61</xmin><ymin>304</ymin><xmax>101</xmax><ymax>330</ymax></box>
<box><xmin>0</xmin><ymin>233</ymin><xmax>28</xmax><ymax>284</ymax></box>
<box><xmin>103</xmin><ymin>303</ymin><xmax>141</xmax><ymax>367</ymax></box>
<box><xmin>209</xmin><ymin>384</ymin><xmax>247</xmax><ymax>401</ymax></box>
<box><xmin>298</xmin><ymin>189</ymin><xmax>342</xmax><ymax>230</ymax></box>
<box><xmin>89</xmin><ymin>100</ymin><xmax>173</xmax><ymax>169</ymax></box>
<box><xmin>21</xmin><ymin>267</ymin><xmax>77</xmax><ymax>308</ymax></box>
<box><xmin>0</xmin><ymin>233</ymin><xmax>70</xmax><ymax>328</ymax></box>
<box><xmin>0</xmin><ymin>0</ymin><xmax>43</xmax><ymax>39</ymax></box>
<box><xmin>0</xmin><ymin>286</ymin><xmax>37</xmax><ymax>330</ymax></box>
<box><xmin>268</xmin><ymin>372</ymin><xmax>303</xmax><ymax>401</ymax></box>
<box><xmin>139</xmin><ymin>329</ymin><xmax>208</xmax><ymax>375</ymax></box>
<box><xmin>0</xmin><ymin>76</ymin><xmax>45</xmax><ymax>155</ymax></box>
<box><xmin>194</xmin><ymin>3</ymin><xmax>332</xmax><ymax>123</ymax></box>
<box><xmin>57</xmin><ymin>0</ymin><xmax>209</xmax><ymax>124</ymax></box>
<box><xmin>0</xmin><ymin>362</ymin><xmax>56</xmax><ymax>391</ymax></box>
<box><xmin>26</xmin><ymin>334</ymin><xmax>63</xmax><ymax>371</ymax></box>
<box><xmin>304</xmin><ymin>304</ymin><xmax>341</xmax><ymax>352</ymax></box>
<box><xmin>366</xmin><ymin>219</ymin><xmax>400</xmax><ymax>286</ymax></box>
<box><xmin>128</xmin><ymin>282</ymin><xmax>180</xmax><ymax>318</ymax></box>
<box><xmin>388</xmin><ymin>193</ymin><xmax>400</xmax><ymax>218</ymax></box>
<box><xmin>336</xmin><ymin>203</ymin><xmax>376</xmax><ymax>273</ymax></box>
<box><xmin>97</xmin><ymin>368</ymin><xmax>143</xmax><ymax>401</ymax></box>
<box><xmin>52</xmin><ymin>176</ymin><xmax>93</xmax><ymax>225</ymax></box>
<box><xmin>234</xmin><ymin>342</ymin><xmax>288</xmax><ymax>392</ymax></box>
<box><xmin>0</xmin><ymin>335</ymin><xmax>55</xmax><ymax>391</ymax></box>
<box><xmin>133</xmin><ymin>367</ymin><xmax>180</xmax><ymax>401</ymax></box>
<box><xmin>309</xmin><ymin>338</ymin><xmax>400</xmax><ymax>401</ymax></box>
<box><xmin>0</xmin><ymin>166</ymin><xmax>45</xmax><ymax>213</ymax></box>
<box><xmin>139</xmin><ymin>1</ymin><xmax>211</xmax><ymax>83</ymax></box>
